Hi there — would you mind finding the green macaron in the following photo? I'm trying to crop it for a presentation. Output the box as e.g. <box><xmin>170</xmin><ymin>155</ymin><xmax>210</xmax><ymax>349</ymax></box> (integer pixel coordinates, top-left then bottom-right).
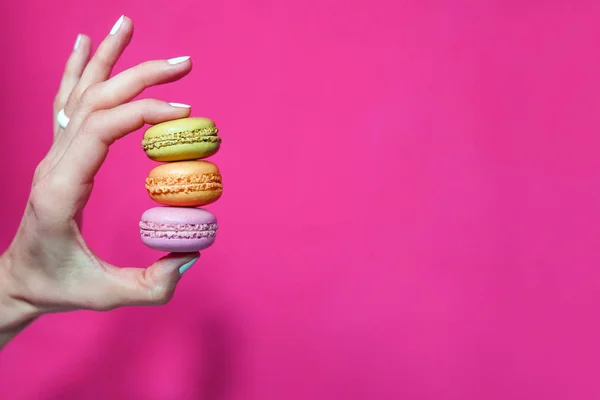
<box><xmin>142</xmin><ymin>117</ymin><xmax>221</xmax><ymax>162</ymax></box>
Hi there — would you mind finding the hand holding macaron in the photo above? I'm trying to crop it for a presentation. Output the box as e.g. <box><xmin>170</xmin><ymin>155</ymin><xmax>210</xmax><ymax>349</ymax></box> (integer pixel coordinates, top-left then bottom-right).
<box><xmin>0</xmin><ymin>16</ymin><xmax>204</xmax><ymax>348</ymax></box>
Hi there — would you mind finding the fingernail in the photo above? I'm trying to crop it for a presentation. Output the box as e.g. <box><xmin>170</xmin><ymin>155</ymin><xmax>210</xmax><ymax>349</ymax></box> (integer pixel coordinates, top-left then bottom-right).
<box><xmin>167</xmin><ymin>56</ymin><xmax>190</xmax><ymax>65</ymax></box>
<box><xmin>179</xmin><ymin>257</ymin><xmax>198</xmax><ymax>275</ymax></box>
<box><xmin>110</xmin><ymin>15</ymin><xmax>124</xmax><ymax>35</ymax></box>
<box><xmin>169</xmin><ymin>102</ymin><xmax>191</xmax><ymax>108</ymax></box>
<box><xmin>73</xmin><ymin>34</ymin><xmax>82</xmax><ymax>51</ymax></box>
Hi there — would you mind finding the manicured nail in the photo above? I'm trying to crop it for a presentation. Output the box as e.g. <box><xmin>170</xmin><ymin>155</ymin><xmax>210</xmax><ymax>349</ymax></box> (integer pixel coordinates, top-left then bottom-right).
<box><xmin>110</xmin><ymin>15</ymin><xmax>124</xmax><ymax>35</ymax></box>
<box><xmin>167</xmin><ymin>56</ymin><xmax>190</xmax><ymax>65</ymax></box>
<box><xmin>73</xmin><ymin>34</ymin><xmax>82</xmax><ymax>51</ymax></box>
<box><xmin>179</xmin><ymin>257</ymin><xmax>198</xmax><ymax>275</ymax></box>
<box><xmin>169</xmin><ymin>102</ymin><xmax>191</xmax><ymax>108</ymax></box>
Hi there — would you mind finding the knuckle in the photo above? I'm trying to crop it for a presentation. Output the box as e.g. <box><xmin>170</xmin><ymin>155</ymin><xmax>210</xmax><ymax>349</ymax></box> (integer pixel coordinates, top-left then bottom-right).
<box><xmin>78</xmin><ymin>112</ymin><xmax>106</xmax><ymax>141</ymax></box>
<box><xmin>33</xmin><ymin>171</ymin><xmax>72</xmax><ymax>206</ymax></box>
<box><xmin>94</xmin><ymin>52</ymin><xmax>113</xmax><ymax>72</ymax></box>
<box><xmin>33</xmin><ymin>161</ymin><xmax>48</xmax><ymax>183</ymax></box>
<box><xmin>28</xmin><ymin>186</ymin><xmax>46</xmax><ymax>212</ymax></box>
<box><xmin>149</xmin><ymin>285</ymin><xmax>174</xmax><ymax>305</ymax></box>
<box><xmin>133</xmin><ymin>62</ymin><xmax>154</xmax><ymax>85</ymax></box>
<box><xmin>139</xmin><ymin>98</ymin><xmax>161</xmax><ymax>112</ymax></box>
<box><xmin>28</xmin><ymin>184</ymin><xmax>65</xmax><ymax>227</ymax></box>
<box><xmin>68</xmin><ymin>87</ymin><xmax>84</xmax><ymax>106</ymax></box>
<box><xmin>79</xmin><ymin>112</ymin><xmax>116</xmax><ymax>147</ymax></box>
<box><xmin>80</xmin><ymin>83</ymin><xmax>103</xmax><ymax>109</ymax></box>
<box><xmin>92</xmin><ymin>40</ymin><xmax>116</xmax><ymax>68</ymax></box>
<box><xmin>62</xmin><ymin>65</ymin><xmax>77</xmax><ymax>80</ymax></box>
<box><xmin>64</xmin><ymin>55</ymin><xmax>83</xmax><ymax>75</ymax></box>
<box><xmin>137</xmin><ymin>60</ymin><xmax>155</xmax><ymax>73</ymax></box>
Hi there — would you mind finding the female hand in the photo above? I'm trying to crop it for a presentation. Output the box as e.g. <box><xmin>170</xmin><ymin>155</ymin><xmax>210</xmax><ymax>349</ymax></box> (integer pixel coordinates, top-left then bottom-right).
<box><xmin>0</xmin><ymin>16</ymin><xmax>199</xmax><ymax>347</ymax></box>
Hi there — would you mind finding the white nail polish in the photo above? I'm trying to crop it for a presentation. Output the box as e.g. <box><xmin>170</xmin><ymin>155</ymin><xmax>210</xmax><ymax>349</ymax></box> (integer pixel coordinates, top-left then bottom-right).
<box><xmin>110</xmin><ymin>15</ymin><xmax>124</xmax><ymax>35</ymax></box>
<box><xmin>167</xmin><ymin>56</ymin><xmax>190</xmax><ymax>65</ymax></box>
<box><xmin>169</xmin><ymin>102</ymin><xmax>191</xmax><ymax>108</ymax></box>
<box><xmin>73</xmin><ymin>34</ymin><xmax>82</xmax><ymax>51</ymax></box>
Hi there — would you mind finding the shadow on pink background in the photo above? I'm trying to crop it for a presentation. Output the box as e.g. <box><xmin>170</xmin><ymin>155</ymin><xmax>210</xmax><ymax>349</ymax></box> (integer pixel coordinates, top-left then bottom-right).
<box><xmin>1</xmin><ymin>0</ymin><xmax>600</xmax><ymax>399</ymax></box>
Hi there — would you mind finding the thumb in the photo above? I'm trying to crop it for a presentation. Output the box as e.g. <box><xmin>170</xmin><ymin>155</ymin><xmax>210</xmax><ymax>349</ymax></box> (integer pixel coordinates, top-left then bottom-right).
<box><xmin>101</xmin><ymin>252</ymin><xmax>200</xmax><ymax>308</ymax></box>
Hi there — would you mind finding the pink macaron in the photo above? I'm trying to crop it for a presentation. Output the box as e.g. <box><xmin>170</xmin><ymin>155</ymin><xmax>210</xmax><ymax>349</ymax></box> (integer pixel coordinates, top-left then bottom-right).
<box><xmin>139</xmin><ymin>207</ymin><xmax>218</xmax><ymax>252</ymax></box>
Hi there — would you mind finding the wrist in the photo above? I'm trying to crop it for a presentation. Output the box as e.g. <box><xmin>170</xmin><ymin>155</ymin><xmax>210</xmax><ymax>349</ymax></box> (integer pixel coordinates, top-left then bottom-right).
<box><xmin>0</xmin><ymin>248</ymin><xmax>41</xmax><ymax>336</ymax></box>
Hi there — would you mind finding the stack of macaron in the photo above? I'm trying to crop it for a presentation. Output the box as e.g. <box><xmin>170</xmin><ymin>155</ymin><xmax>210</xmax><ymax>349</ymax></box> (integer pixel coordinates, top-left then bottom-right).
<box><xmin>138</xmin><ymin>117</ymin><xmax>223</xmax><ymax>253</ymax></box>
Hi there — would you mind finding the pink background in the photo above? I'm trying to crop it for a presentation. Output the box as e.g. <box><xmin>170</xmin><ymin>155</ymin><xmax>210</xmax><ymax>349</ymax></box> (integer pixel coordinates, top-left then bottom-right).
<box><xmin>1</xmin><ymin>0</ymin><xmax>600</xmax><ymax>398</ymax></box>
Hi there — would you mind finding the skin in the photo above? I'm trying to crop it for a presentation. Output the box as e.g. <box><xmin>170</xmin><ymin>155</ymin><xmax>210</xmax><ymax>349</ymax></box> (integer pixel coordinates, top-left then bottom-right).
<box><xmin>0</xmin><ymin>16</ymin><xmax>201</xmax><ymax>350</ymax></box>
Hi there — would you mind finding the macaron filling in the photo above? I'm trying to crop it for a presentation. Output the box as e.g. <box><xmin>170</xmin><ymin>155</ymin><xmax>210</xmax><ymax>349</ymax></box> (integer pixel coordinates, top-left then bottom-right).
<box><xmin>141</xmin><ymin>127</ymin><xmax>221</xmax><ymax>151</ymax></box>
<box><xmin>139</xmin><ymin>221</ymin><xmax>218</xmax><ymax>239</ymax></box>
<box><xmin>145</xmin><ymin>173</ymin><xmax>223</xmax><ymax>194</ymax></box>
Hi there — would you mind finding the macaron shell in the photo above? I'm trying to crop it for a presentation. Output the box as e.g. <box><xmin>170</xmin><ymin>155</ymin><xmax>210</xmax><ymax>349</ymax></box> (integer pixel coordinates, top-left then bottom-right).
<box><xmin>145</xmin><ymin>160</ymin><xmax>223</xmax><ymax>207</ymax></box>
<box><xmin>142</xmin><ymin>117</ymin><xmax>221</xmax><ymax>162</ymax></box>
<box><xmin>141</xmin><ymin>206</ymin><xmax>218</xmax><ymax>225</ymax></box>
<box><xmin>140</xmin><ymin>206</ymin><xmax>218</xmax><ymax>252</ymax></box>
<box><xmin>145</xmin><ymin>117</ymin><xmax>217</xmax><ymax>136</ymax></box>
<box><xmin>141</xmin><ymin>235</ymin><xmax>216</xmax><ymax>252</ymax></box>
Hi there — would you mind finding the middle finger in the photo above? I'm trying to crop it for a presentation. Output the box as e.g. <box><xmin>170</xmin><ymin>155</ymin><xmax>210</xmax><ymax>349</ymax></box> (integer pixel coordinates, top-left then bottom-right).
<box><xmin>63</xmin><ymin>15</ymin><xmax>134</xmax><ymax>117</ymax></box>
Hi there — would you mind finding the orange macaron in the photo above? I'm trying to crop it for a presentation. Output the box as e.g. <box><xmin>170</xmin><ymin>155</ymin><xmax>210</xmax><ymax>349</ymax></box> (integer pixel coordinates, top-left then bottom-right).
<box><xmin>145</xmin><ymin>160</ymin><xmax>223</xmax><ymax>207</ymax></box>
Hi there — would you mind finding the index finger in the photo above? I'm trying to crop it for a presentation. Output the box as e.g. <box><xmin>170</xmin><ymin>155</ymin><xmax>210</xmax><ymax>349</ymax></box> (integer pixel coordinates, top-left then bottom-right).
<box><xmin>63</xmin><ymin>56</ymin><xmax>192</xmax><ymax>140</ymax></box>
